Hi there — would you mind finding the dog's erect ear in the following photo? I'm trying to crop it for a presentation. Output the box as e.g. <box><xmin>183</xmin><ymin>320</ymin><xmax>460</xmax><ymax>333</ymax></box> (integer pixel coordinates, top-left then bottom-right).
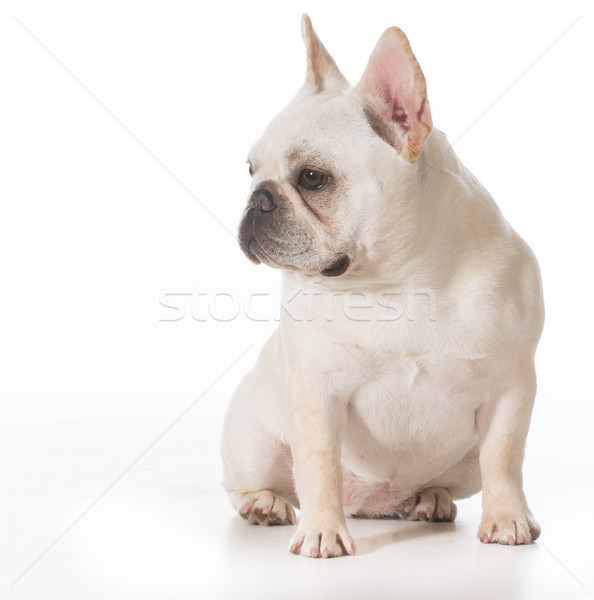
<box><xmin>356</xmin><ymin>27</ymin><xmax>432</xmax><ymax>161</ymax></box>
<box><xmin>301</xmin><ymin>14</ymin><xmax>348</xmax><ymax>93</ymax></box>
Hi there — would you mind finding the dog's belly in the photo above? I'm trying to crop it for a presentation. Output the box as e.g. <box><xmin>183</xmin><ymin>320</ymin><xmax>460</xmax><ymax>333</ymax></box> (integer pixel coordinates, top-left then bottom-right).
<box><xmin>341</xmin><ymin>469</ymin><xmax>406</xmax><ymax>517</ymax></box>
<box><xmin>339</xmin><ymin>355</ymin><xmax>487</xmax><ymax>505</ymax></box>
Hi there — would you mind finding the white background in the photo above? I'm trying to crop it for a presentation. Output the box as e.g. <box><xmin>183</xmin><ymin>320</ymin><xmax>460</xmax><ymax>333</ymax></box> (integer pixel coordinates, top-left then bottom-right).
<box><xmin>1</xmin><ymin>1</ymin><xmax>593</xmax><ymax>598</ymax></box>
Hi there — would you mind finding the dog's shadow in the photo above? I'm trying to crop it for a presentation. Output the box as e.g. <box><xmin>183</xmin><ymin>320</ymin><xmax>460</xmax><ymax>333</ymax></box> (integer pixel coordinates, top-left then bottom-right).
<box><xmin>352</xmin><ymin>518</ymin><xmax>457</xmax><ymax>556</ymax></box>
<box><xmin>225</xmin><ymin>511</ymin><xmax>456</xmax><ymax>557</ymax></box>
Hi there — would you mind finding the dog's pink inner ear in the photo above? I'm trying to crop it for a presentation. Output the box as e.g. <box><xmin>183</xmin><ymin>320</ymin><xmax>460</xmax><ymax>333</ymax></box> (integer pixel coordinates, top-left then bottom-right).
<box><xmin>358</xmin><ymin>27</ymin><xmax>432</xmax><ymax>161</ymax></box>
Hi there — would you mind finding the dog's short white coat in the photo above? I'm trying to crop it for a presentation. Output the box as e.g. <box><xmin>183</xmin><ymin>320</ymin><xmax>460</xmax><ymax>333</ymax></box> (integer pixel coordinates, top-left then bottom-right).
<box><xmin>222</xmin><ymin>16</ymin><xmax>543</xmax><ymax>558</ymax></box>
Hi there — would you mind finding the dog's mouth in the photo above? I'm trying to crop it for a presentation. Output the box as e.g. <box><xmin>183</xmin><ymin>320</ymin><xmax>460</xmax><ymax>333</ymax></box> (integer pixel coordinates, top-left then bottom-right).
<box><xmin>242</xmin><ymin>239</ymin><xmax>261</xmax><ymax>265</ymax></box>
<box><xmin>320</xmin><ymin>255</ymin><xmax>350</xmax><ymax>277</ymax></box>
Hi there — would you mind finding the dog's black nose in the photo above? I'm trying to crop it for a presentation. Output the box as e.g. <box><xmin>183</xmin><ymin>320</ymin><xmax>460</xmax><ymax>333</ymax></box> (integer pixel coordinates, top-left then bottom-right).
<box><xmin>249</xmin><ymin>188</ymin><xmax>276</xmax><ymax>212</ymax></box>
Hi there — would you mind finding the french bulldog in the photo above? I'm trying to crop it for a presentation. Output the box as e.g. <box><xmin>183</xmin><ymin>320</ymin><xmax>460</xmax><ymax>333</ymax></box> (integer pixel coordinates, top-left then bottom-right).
<box><xmin>221</xmin><ymin>15</ymin><xmax>543</xmax><ymax>558</ymax></box>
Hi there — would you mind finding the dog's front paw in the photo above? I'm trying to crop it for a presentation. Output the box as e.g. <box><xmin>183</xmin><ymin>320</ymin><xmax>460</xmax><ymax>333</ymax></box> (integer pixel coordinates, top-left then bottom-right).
<box><xmin>477</xmin><ymin>510</ymin><xmax>541</xmax><ymax>545</ymax></box>
<box><xmin>288</xmin><ymin>520</ymin><xmax>355</xmax><ymax>558</ymax></box>
<box><xmin>238</xmin><ymin>490</ymin><xmax>297</xmax><ymax>526</ymax></box>
<box><xmin>401</xmin><ymin>487</ymin><xmax>457</xmax><ymax>522</ymax></box>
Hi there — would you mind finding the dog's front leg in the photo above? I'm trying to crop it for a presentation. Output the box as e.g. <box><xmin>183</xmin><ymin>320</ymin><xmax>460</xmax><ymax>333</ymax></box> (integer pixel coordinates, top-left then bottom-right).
<box><xmin>477</xmin><ymin>362</ymin><xmax>541</xmax><ymax>545</ymax></box>
<box><xmin>287</xmin><ymin>376</ymin><xmax>354</xmax><ymax>558</ymax></box>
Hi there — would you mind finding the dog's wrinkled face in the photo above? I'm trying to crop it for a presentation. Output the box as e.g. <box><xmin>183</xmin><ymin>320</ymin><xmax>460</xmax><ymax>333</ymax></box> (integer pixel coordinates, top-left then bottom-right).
<box><xmin>240</xmin><ymin>95</ymin><xmax>374</xmax><ymax>277</ymax></box>
<box><xmin>238</xmin><ymin>16</ymin><xmax>432</xmax><ymax>278</ymax></box>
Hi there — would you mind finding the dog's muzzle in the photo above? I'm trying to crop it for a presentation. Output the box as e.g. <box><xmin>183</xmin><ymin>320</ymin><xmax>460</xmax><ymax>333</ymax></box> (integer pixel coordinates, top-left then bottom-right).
<box><xmin>238</xmin><ymin>183</ymin><xmax>313</xmax><ymax>267</ymax></box>
<box><xmin>238</xmin><ymin>184</ymin><xmax>350</xmax><ymax>277</ymax></box>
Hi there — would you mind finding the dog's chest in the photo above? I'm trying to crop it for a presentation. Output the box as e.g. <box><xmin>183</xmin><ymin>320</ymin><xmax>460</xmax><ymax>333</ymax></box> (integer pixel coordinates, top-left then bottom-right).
<box><xmin>337</xmin><ymin>342</ymin><xmax>490</xmax><ymax>484</ymax></box>
<box><xmin>284</xmin><ymin>279</ymin><xmax>492</xmax><ymax>482</ymax></box>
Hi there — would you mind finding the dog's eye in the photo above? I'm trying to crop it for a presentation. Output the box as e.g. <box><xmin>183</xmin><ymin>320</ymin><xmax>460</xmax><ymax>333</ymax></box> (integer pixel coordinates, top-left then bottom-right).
<box><xmin>248</xmin><ymin>163</ymin><xmax>254</xmax><ymax>177</ymax></box>
<box><xmin>299</xmin><ymin>168</ymin><xmax>329</xmax><ymax>190</ymax></box>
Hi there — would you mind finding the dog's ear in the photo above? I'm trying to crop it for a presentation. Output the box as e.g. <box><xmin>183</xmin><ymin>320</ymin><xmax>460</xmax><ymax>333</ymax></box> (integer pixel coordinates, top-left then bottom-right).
<box><xmin>301</xmin><ymin>14</ymin><xmax>348</xmax><ymax>93</ymax></box>
<box><xmin>356</xmin><ymin>27</ymin><xmax>432</xmax><ymax>161</ymax></box>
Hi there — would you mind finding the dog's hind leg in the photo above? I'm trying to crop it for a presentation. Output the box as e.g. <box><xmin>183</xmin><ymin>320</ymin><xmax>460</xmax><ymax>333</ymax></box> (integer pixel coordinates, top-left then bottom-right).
<box><xmin>221</xmin><ymin>329</ymin><xmax>298</xmax><ymax>525</ymax></box>
<box><xmin>229</xmin><ymin>489</ymin><xmax>296</xmax><ymax>526</ymax></box>
<box><xmin>400</xmin><ymin>487</ymin><xmax>458</xmax><ymax>522</ymax></box>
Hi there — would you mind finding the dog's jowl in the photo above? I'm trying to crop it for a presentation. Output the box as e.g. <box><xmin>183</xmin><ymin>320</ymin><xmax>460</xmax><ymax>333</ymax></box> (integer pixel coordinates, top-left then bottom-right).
<box><xmin>222</xmin><ymin>15</ymin><xmax>543</xmax><ymax>558</ymax></box>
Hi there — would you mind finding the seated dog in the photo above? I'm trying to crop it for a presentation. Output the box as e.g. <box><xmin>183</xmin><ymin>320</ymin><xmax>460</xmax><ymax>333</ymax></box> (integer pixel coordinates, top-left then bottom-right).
<box><xmin>222</xmin><ymin>15</ymin><xmax>543</xmax><ymax>558</ymax></box>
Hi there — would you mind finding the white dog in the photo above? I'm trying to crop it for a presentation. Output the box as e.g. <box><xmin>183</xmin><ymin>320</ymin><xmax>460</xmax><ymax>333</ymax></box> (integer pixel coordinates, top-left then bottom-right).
<box><xmin>222</xmin><ymin>15</ymin><xmax>543</xmax><ymax>558</ymax></box>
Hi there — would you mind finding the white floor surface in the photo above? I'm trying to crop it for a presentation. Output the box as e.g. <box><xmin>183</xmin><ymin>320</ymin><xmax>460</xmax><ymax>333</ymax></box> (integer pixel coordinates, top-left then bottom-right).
<box><xmin>2</xmin><ymin>413</ymin><xmax>593</xmax><ymax>600</ymax></box>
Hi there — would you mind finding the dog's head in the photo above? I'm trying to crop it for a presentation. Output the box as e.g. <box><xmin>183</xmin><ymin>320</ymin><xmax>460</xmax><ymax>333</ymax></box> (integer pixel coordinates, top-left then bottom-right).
<box><xmin>239</xmin><ymin>15</ymin><xmax>433</xmax><ymax>279</ymax></box>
